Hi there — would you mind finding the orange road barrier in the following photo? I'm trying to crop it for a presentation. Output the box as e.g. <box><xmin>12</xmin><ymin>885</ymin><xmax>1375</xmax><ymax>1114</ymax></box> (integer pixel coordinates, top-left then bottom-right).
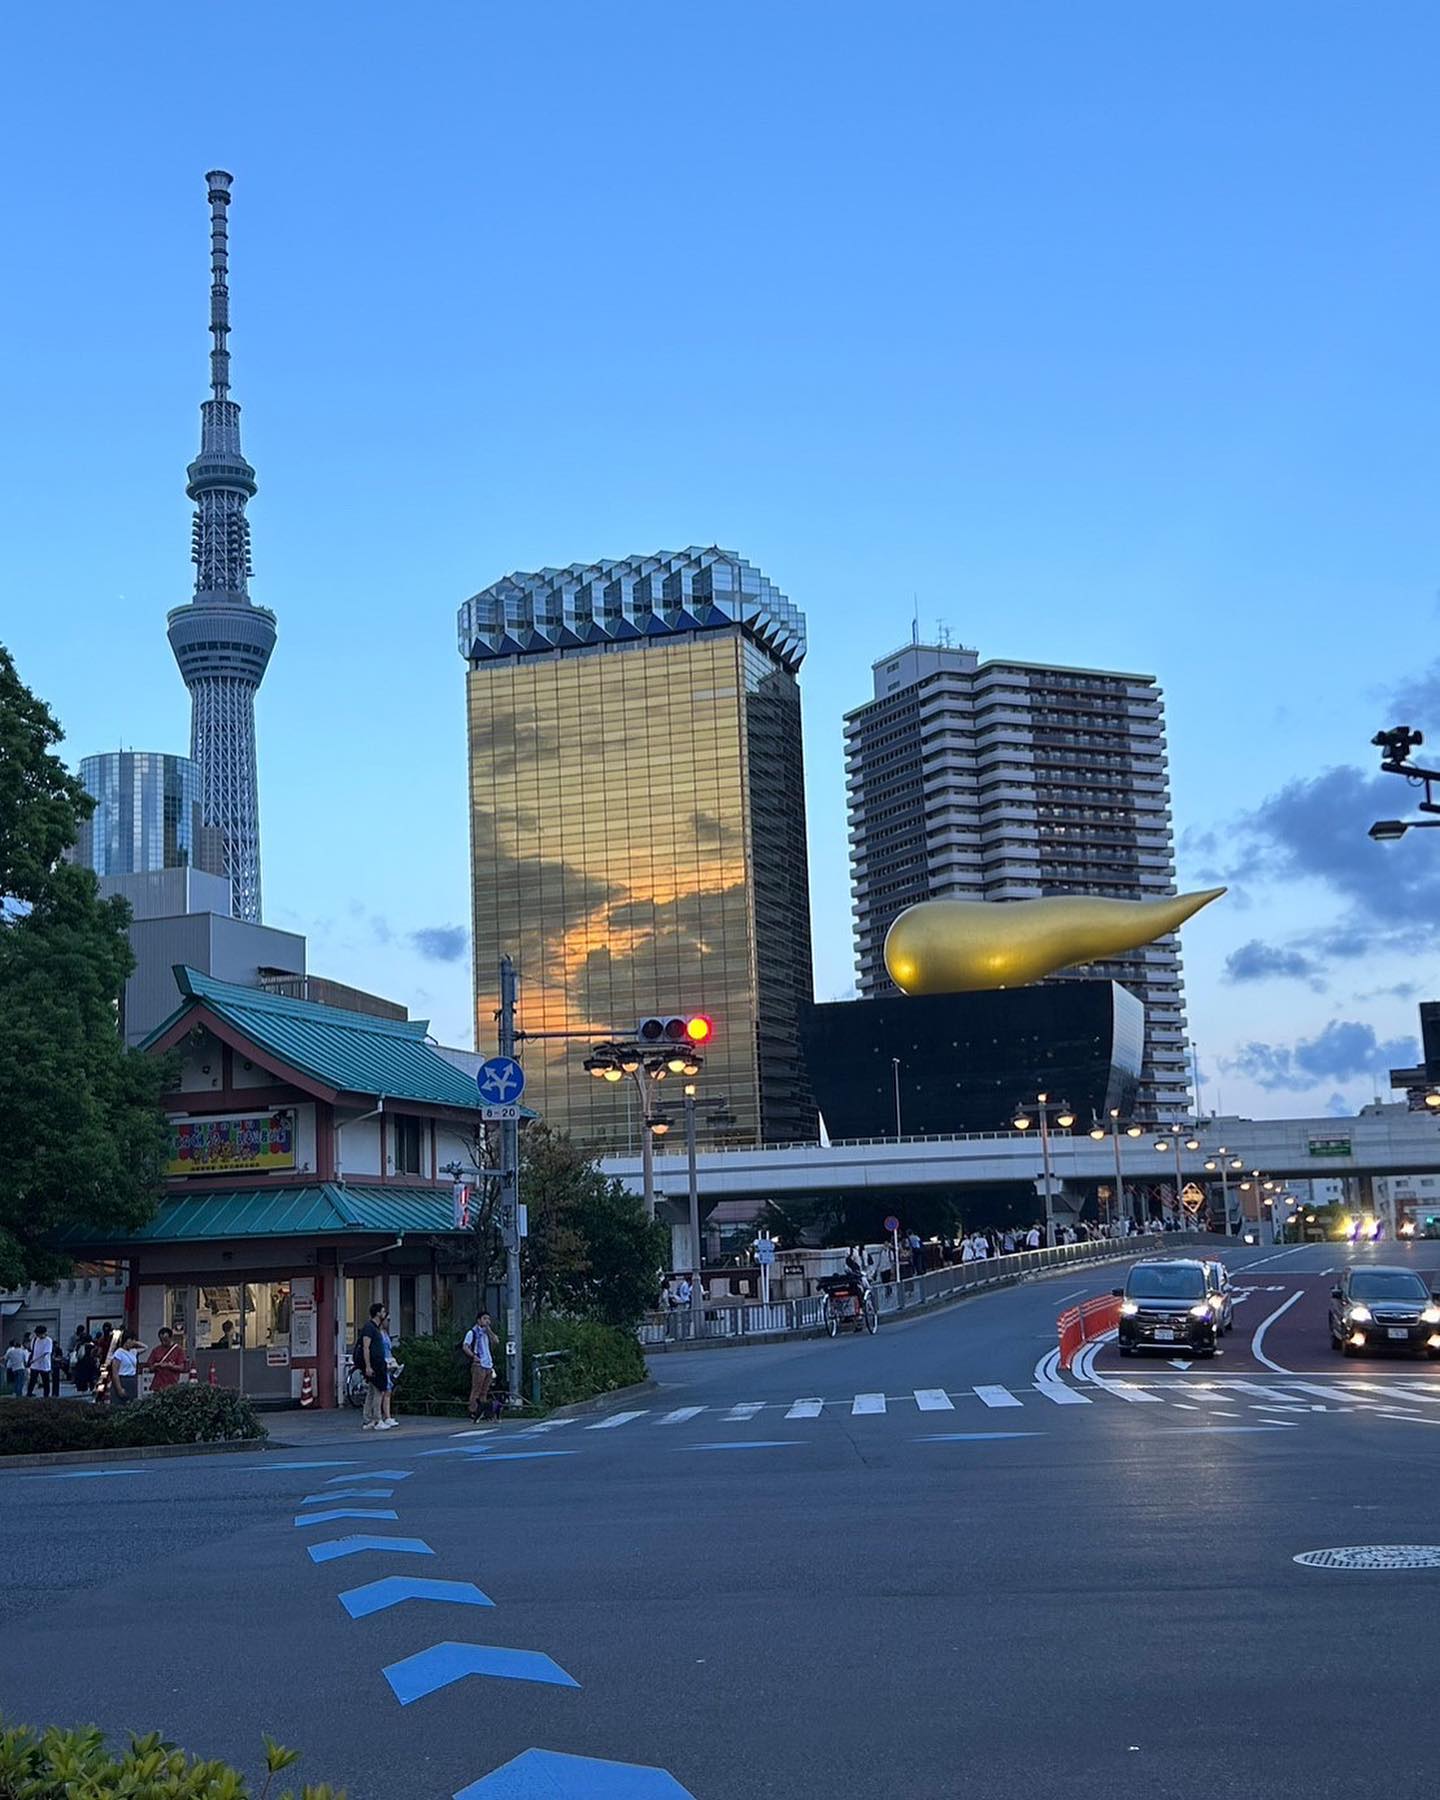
<box><xmin>1058</xmin><ymin>1295</ymin><xmax>1123</xmax><ymax>1369</ymax></box>
<box><xmin>299</xmin><ymin>1368</ymin><xmax>315</xmax><ymax>1408</ymax></box>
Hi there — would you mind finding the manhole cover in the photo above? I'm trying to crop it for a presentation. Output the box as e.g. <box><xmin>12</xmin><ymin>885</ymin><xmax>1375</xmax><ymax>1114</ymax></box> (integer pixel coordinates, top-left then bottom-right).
<box><xmin>1294</xmin><ymin>1546</ymin><xmax>1440</xmax><ymax>1571</ymax></box>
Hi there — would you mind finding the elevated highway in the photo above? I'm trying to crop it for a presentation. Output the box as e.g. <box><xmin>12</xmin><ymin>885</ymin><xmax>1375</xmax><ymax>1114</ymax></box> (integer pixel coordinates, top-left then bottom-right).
<box><xmin>601</xmin><ymin>1108</ymin><xmax>1440</xmax><ymax>1202</ymax></box>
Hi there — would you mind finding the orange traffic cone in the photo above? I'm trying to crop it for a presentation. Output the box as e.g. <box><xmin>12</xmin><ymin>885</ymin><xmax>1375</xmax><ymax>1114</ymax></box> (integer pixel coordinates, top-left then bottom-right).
<box><xmin>208</xmin><ymin>1362</ymin><xmax>217</xmax><ymax>1387</ymax></box>
<box><xmin>299</xmin><ymin>1368</ymin><xmax>315</xmax><ymax>1408</ymax></box>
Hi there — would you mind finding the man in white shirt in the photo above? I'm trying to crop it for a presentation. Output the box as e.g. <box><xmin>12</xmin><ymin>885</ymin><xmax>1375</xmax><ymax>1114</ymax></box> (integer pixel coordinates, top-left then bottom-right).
<box><xmin>26</xmin><ymin>1326</ymin><xmax>54</xmax><ymax>1398</ymax></box>
<box><xmin>463</xmin><ymin>1311</ymin><xmax>499</xmax><ymax>1421</ymax></box>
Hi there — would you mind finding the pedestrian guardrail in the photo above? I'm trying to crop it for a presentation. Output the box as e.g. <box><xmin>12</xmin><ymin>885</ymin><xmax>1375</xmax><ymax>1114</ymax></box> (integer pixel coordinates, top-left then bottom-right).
<box><xmin>639</xmin><ymin>1231</ymin><xmax>1208</xmax><ymax>1348</ymax></box>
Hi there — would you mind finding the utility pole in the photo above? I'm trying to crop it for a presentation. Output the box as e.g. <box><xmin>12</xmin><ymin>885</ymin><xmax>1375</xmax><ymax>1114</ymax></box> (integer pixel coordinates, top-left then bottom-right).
<box><xmin>684</xmin><ymin>1089</ymin><xmax>703</xmax><ymax>1326</ymax></box>
<box><xmin>497</xmin><ymin>956</ymin><xmax>522</xmax><ymax>1407</ymax></box>
<box><xmin>892</xmin><ymin>1058</ymin><xmax>903</xmax><ymax>1138</ymax></box>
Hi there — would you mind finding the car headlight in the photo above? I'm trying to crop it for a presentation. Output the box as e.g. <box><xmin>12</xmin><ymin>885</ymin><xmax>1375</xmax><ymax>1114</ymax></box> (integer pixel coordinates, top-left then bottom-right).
<box><xmin>1347</xmin><ymin>1304</ymin><xmax>1373</xmax><ymax>1323</ymax></box>
<box><xmin>1422</xmin><ymin>1305</ymin><xmax>1440</xmax><ymax>1325</ymax></box>
<box><xmin>1119</xmin><ymin>1300</ymin><xmax>1139</xmax><ymax>1317</ymax></box>
<box><xmin>1189</xmin><ymin>1303</ymin><xmax>1211</xmax><ymax>1320</ymax></box>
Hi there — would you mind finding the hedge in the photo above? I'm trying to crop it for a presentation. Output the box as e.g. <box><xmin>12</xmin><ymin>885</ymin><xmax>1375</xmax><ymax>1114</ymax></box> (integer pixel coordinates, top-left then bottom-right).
<box><xmin>0</xmin><ymin>1387</ymin><xmax>266</xmax><ymax>1458</ymax></box>
<box><xmin>0</xmin><ymin>1724</ymin><xmax>338</xmax><ymax>1798</ymax></box>
<box><xmin>392</xmin><ymin>1315</ymin><xmax>645</xmax><ymax>1415</ymax></box>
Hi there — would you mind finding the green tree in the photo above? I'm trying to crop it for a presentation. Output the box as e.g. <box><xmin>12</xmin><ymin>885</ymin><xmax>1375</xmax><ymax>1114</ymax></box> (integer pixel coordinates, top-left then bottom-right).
<box><xmin>520</xmin><ymin>1124</ymin><xmax>668</xmax><ymax>1327</ymax></box>
<box><xmin>0</xmin><ymin>647</ymin><xmax>170</xmax><ymax>1285</ymax></box>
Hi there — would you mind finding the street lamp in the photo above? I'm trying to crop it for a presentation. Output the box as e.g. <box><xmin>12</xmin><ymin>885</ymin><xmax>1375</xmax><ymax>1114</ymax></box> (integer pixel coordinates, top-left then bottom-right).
<box><xmin>649</xmin><ymin>1082</ymin><xmax>730</xmax><ymax>1334</ymax></box>
<box><xmin>584</xmin><ymin>1033</ymin><xmax>707</xmax><ymax>1215</ymax></box>
<box><xmin>1425</xmin><ymin>1092</ymin><xmax>1440</xmax><ymax>1111</ymax></box>
<box><xmin>1154</xmin><ymin>1130</ymin><xmax>1202</xmax><ymax>1229</ymax></box>
<box><xmin>1202</xmin><ymin>1145</ymin><xmax>1244</xmax><ymax>1234</ymax></box>
<box><xmin>892</xmin><ymin>1058</ymin><xmax>903</xmax><ymax>1139</ymax></box>
<box><xmin>1012</xmin><ymin>1092</ymin><xmax>1076</xmax><ymax>1247</ymax></box>
<box><xmin>1369</xmin><ymin>727</ymin><xmax>1440</xmax><ymax>843</ymax></box>
<box><xmin>1090</xmin><ymin>1109</ymin><xmax>1136</xmax><ymax>1232</ymax></box>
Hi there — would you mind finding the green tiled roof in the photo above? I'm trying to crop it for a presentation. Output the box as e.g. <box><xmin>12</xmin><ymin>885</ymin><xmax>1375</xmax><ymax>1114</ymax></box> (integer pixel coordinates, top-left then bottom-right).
<box><xmin>148</xmin><ymin>967</ymin><xmax>483</xmax><ymax>1112</ymax></box>
<box><xmin>73</xmin><ymin>1184</ymin><xmax>464</xmax><ymax>1244</ymax></box>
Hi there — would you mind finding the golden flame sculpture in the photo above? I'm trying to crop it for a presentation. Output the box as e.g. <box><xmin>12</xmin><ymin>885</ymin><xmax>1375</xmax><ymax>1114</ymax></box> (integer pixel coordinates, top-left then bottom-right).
<box><xmin>883</xmin><ymin>888</ymin><xmax>1226</xmax><ymax>994</ymax></box>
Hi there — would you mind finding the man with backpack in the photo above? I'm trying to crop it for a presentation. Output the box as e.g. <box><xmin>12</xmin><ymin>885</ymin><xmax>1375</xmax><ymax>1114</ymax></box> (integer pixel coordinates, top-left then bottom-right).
<box><xmin>355</xmin><ymin>1302</ymin><xmax>388</xmax><ymax>1431</ymax></box>
<box><xmin>462</xmin><ymin>1311</ymin><xmax>499</xmax><ymax>1421</ymax></box>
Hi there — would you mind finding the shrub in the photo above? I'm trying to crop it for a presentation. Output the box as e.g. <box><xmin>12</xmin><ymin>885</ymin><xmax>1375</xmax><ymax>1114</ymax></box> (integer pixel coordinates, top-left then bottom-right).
<box><xmin>524</xmin><ymin>1315</ymin><xmax>645</xmax><ymax>1410</ymax></box>
<box><xmin>391</xmin><ymin>1315</ymin><xmax>644</xmax><ymax>1415</ymax></box>
<box><xmin>108</xmin><ymin>1383</ymin><xmax>266</xmax><ymax>1446</ymax></box>
<box><xmin>0</xmin><ymin>1723</ymin><xmax>340</xmax><ymax>1798</ymax></box>
<box><xmin>392</xmin><ymin>1332</ymin><xmax>469</xmax><ymax>1415</ymax></box>
<box><xmin>0</xmin><ymin>1387</ymin><xmax>266</xmax><ymax>1458</ymax></box>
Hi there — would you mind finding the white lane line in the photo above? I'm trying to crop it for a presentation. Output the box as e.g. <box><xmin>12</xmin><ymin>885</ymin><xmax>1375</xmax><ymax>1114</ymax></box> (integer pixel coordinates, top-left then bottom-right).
<box><xmin>1171</xmin><ymin>1403</ymin><xmax>1200</xmax><ymax>1410</ymax></box>
<box><xmin>786</xmin><ymin>1398</ymin><xmax>824</xmax><ymax>1419</ymax></box>
<box><xmin>723</xmin><ymin>1403</ymin><xmax>765</xmax><ymax>1421</ymax></box>
<box><xmin>1243</xmin><ymin>1247</ymin><xmax>1318</xmax><ymax>1270</ymax></box>
<box><xmin>852</xmin><ymin>1393</ymin><xmax>886</xmax><ymax>1415</ymax></box>
<box><xmin>656</xmin><ymin>1407</ymin><xmax>705</xmax><ymax>1426</ymax></box>
<box><xmin>1104</xmin><ymin>1383</ymin><xmax>1165</xmax><ymax>1404</ymax></box>
<box><xmin>1034</xmin><ymin>1347</ymin><xmax>1061</xmax><ymax>1386</ymax></box>
<box><xmin>1034</xmin><ymin>1382</ymin><xmax>1091</xmax><ymax>1406</ymax></box>
<box><xmin>1057</xmin><ymin>1288</ymin><xmax>1089</xmax><ymax>1304</ymax></box>
<box><xmin>586</xmin><ymin>1410</ymin><xmax>648</xmax><ymax>1430</ymax></box>
<box><xmin>914</xmin><ymin>1389</ymin><xmax>955</xmax><ymax>1411</ymax></box>
<box><xmin>1251</xmin><ymin>1290</ymin><xmax>1303</xmax><ymax>1371</ymax></box>
<box><xmin>1231</xmin><ymin>1380</ymin><xmax>1303</xmax><ymax>1402</ymax></box>
<box><xmin>1372</xmin><ymin>1412</ymin><xmax>1440</xmax><ymax>1427</ymax></box>
<box><xmin>974</xmin><ymin>1385</ymin><xmax>1024</xmax><ymax>1409</ymax></box>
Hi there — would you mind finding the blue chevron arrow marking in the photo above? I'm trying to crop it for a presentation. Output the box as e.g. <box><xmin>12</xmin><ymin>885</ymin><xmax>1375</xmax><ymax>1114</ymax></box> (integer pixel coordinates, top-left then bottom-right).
<box><xmin>244</xmin><ymin>1461</ymin><xmax>359</xmax><ymax>1471</ymax></box>
<box><xmin>464</xmin><ymin>1452</ymin><xmax>576</xmax><ymax>1464</ymax></box>
<box><xmin>326</xmin><ymin>1469</ymin><xmax>412</xmax><ymax>1483</ymax></box>
<box><xmin>307</xmin><ymin>1535</ymin><xmax>434</xmax><ymax>1565</ymax></box>
<box><xmin>383</xmin><ymin>1642</ymin><xmax>578</xmax><ymax>1705</ymax></box>
<box><xmin>338</xmin><ymin>1577</ymin><xmax>494</xmax><ymax>1619</ymax></box>
<box><xmin>300</xmin><ymin>1489</ymin><xmax>395</xmax><ymax>1503</ymax></box>
<box><xmin>453</xmin><ymin>1749</ymin><xmax>695</xmax><ymax>1796</ymax></box>
<box><xmin>294</xmin><ymin>1508</ymin><xmax>399</xmax><ymax>1527</ymax></box>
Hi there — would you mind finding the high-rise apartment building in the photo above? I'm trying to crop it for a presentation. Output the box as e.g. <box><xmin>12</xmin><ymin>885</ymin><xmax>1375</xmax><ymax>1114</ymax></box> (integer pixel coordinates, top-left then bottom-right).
<box><xmin>166</xmin><ymin>171</ymin><xmax>276</xmax><ymax>924</ymax></box>
<box><xmin>458</xmin><ymin>547</ymin><xmax>815</xmax><ymax>1149</ymax></box>
<box><xmin>74</xmin><ymin>751</ymin><xmax>219</xmax><ymax>878</ymax></box>
<box><xmin>844</xmin><ymin>641</ymin><xmax>1190</xmax><ymax>1119</ymax></box>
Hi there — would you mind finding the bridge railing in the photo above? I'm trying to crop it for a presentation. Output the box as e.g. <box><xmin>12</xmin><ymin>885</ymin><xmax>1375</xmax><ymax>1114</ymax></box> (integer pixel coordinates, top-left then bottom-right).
<box><xmin>638</xmin><ymin>1230</ymin><xmax>1209</xmax><ymax>1347</ymax></box>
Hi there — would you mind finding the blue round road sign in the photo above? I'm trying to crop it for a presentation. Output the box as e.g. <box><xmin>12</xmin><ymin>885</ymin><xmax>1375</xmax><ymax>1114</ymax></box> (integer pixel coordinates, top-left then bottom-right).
<box><xmin>883</xmin><ymin>1214</ymin><xmax>900</xmax><ymax>1234</ymax></box>
<box><xmin>477</xmin><ymin>1056</ymin><xmax>526</xmax><ymax>1106</ymax></box>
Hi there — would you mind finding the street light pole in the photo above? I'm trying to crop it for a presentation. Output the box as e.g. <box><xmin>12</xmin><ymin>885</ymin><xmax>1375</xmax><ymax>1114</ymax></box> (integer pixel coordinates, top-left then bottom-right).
<box><xmin>685</xmin><ymin>1089</ymin><xmax>702</xmax><ymax>1327</ymax></box>
<box><xmin>892</xmin><ymin>1058</ymin><xmax>903</xmax><ymax>1139</ymax></box>
<box><xmin>1037</xmin><ymin>1103</ymin><xmax>1056</xmax><ymax>1248</ymax></box>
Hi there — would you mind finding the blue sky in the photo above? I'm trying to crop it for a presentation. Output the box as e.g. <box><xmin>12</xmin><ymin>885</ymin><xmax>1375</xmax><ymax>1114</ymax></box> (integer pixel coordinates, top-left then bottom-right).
<box><xmin>3</xmin><ymin>1</ymin><xmax>1437</xmax><ymax>1121</ymax></box>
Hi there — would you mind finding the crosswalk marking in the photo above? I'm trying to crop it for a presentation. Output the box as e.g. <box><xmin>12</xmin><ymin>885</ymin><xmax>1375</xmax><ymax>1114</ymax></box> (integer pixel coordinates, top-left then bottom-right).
<box><xmin>913</xmin><ymin>1389</ymin><xmax>955</xmax><ymax>1412</ymax></box>
<box><xmin>974</xmin><ymin>1385</ymin><xmax>1023</xmax><ymax>1409</ymax></box>
<box><xmin>852</xmin><ymin>1393</ymin><xmax>886</xmax><ymax>1415</ymax></box>
<box><xmin>657</xmin><ymin>1407</ymin><xmax>705</xmax><ymax>1426</ymax></box>
<box><xmin>786</xmin><ymin>1398</ymin><xmax>824</xmax><ymax>1419</ymax></box>
<box><xmin>1350</xmin><ymin>1382</ymin><xmax>1440</xmax><ymax>1405</ymax></box>
<box><xmin>1034</xmin><ymin>1381</ymin><xmax>1091</xmax><ymax>1406</ymax></box>
<box><xmin>587</xmin><ymin>1411</ymin><xmax>648</xmax><ymax>1430</ymax></box>
<box><xmin>1103</xmin><ymin>1382</ymin><xmax>1165</xmax><ymax>1404</ymax></box>
<box><xmin>519</xmin><ymin>1417</ymin><xmax>577</xmax><ymax>1435</ymax></box>
<box><xmin>1230</xmin><ymin>1381</ymin><xmax>1300</xmax><ymax>1403</ymax></box>
<box><xmin>723</xmin><ymin>1403</ymin><xmax>765</xmax><ymax>1421</ymax></box>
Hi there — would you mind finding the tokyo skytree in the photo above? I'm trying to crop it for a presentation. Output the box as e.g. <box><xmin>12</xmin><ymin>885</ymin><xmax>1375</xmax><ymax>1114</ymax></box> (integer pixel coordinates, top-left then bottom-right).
<box><xmin>166</xmin><ymin>171</ymin><xmax>276</xmax><ymax>923</ymax></box>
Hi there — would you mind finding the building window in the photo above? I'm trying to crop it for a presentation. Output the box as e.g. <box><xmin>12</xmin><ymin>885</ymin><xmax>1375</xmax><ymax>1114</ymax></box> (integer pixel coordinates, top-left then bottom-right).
<box><xmin>392</xmin><ymin>1114</ymin><xmax>423</xmax><ymax>1175</ymax></box>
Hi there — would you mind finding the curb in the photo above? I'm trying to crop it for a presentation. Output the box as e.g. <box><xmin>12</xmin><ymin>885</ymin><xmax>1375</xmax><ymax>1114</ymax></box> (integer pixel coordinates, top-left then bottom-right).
<box><xmin>0</xmin><ymin>1435</ymin><xmax>272</xmax><ymax>1472</ymax></box>
<box><xmin>539</xmin><ymin>1378</ymin><xmax>658</xmax><ymax>1421</ymax></box>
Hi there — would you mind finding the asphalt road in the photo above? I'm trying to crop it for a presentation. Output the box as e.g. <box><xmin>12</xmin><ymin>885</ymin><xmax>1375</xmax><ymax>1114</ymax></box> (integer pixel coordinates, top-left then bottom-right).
<box><xmin>4</xmin><ymin>1242</ymin><xmax>1439</xmax><ymax>1799</ymax></box>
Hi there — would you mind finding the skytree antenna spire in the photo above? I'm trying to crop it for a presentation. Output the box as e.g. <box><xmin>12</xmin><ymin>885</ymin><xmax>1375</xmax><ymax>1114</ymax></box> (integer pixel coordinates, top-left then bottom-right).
<box><xmin>167</xmin><ymin>170</ymin><xmax>277</xmax><ymax>923</ymax></box>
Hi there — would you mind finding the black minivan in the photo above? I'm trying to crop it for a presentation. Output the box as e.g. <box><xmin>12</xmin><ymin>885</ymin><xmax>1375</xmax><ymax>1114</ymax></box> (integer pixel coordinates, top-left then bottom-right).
<box><xmin>1115</xmin><ymin>1259</ymin><xmax>1227</xmax><ymax>1357</ymax></box>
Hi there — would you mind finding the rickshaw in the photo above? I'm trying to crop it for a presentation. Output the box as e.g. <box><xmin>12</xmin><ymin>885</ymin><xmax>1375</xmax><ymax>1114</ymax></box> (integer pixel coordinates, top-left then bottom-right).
<box><xmin>818</xmin><ymin>1274</ymin><xmax>879</xmax><ymax>1337</ymax></box>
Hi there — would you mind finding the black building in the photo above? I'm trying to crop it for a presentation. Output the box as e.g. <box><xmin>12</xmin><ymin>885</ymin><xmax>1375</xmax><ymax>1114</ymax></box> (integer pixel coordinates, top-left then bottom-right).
<box><xmin>801</xmin><ymin>982</ymin><xmax>1143</xmax><ymax>1141</ymax></box>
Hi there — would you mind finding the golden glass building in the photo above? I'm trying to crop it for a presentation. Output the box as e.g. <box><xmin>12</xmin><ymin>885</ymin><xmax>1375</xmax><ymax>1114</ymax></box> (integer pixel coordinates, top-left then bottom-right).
<box><xmin>457</xmin><ymin>548</ymin><xmax>815</xmax><ymax>1149</ymax></box>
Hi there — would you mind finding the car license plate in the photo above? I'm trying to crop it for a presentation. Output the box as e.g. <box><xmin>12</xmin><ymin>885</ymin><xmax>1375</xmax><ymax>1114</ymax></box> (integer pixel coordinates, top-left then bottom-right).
<box><xmin>1154</xmin><ymin>1328</ymin><xmax>1176</xmax><ymax>1342</ymax></box>
<box><xmin>1388</xmin><ymin>1328</ymin><xmax>1409</xmax><ymax>1340</ymax></box>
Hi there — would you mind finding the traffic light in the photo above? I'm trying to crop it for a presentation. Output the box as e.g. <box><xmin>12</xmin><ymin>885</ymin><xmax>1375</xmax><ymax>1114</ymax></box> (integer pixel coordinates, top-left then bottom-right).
<box><xmin>637</xmin><ymin>1015</ymin><xmax>713</xmax><ymax>1046</ymax></box>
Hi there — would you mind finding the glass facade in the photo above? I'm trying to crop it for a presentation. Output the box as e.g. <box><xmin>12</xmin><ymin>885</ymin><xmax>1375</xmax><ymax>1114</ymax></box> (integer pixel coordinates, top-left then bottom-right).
<box><xmin>76</xmin><ymin>751</ymin><xmax>205</xmax><ymax>876</ymax></box>
<box><xmin>466</xmin><ymin>626</ymin><xmax>815</xmax><ymax>1148</ymax></box>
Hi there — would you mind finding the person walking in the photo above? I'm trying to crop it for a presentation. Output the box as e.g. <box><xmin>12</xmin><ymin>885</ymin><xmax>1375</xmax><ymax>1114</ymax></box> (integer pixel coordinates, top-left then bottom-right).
<box><xmin>463</xmin><ymin>1311</ymin><xmax>499</xmax><ymax>1422</ymax></box>
<box><xmin>356</xmin><ymin>1302</ymin><xmax>387</xmax><ymax>1431</ymax></box>
<box><xmin>26</xmin><ymin>1326</ymin><xmax>55</xmax><ymax>1398</ymax></box>
<box><xmin>70</xmin><ymin>1333</ymin><xmax>99</xmax><ymax>1396</ymax></box>
<box><xmin>3</xmin><ymin>1341</ymin><xmax>26</xmax><ymax>1399</ymax></box>
<box><xmin>145</xmin><ymin>1328</ymin><xmax>186</xmax><ymax>1393</ymax></box>
<box><xmin>108</xmin><ymin>1334</ymin><xmax>147</xmax><ymax>1405</ymax></box>
<box><xmin>377</xmin><ymin>1308</ymin><xmax>399</xmax><ymax>1431</ymax></box>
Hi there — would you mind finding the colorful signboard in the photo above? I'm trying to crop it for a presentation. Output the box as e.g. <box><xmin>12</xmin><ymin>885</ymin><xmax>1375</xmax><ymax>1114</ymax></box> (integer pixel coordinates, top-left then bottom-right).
<box><xmin>166</xmin><ymin>1110</ymin><xmax>296</xmax><ymax>1178</ymax></box>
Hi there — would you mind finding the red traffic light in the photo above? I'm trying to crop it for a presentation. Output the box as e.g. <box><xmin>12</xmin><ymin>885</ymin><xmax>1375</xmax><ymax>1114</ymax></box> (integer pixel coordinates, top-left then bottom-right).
<box><xmin>684</xmin><ymin>1015</ymin><xmax>713</xmax><ymax>1044</ymax></box>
